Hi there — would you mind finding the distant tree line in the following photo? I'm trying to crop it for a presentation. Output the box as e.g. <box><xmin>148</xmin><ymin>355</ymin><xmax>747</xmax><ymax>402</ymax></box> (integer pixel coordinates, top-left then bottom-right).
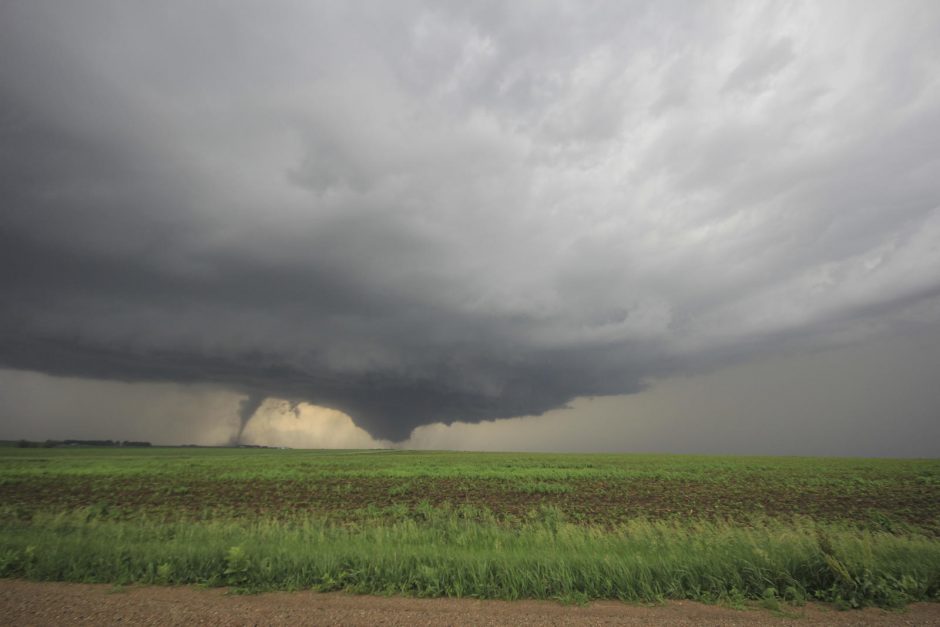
<box><xmin>15</xmin><ymin>439</ymin><xmax>152</xmax><ymax>448</ymax></box>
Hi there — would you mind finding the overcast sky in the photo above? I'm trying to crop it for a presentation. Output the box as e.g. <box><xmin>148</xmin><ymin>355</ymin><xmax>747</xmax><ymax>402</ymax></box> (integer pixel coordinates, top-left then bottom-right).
<box><xmin>1</xmin><ymin>1</ymin><xmax>939</xmax><ymax>454</ymax></box>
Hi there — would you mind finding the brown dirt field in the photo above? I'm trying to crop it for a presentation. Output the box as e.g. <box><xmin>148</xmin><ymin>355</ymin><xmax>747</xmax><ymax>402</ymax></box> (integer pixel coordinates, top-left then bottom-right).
<box><xmin>3</xmin><ymin>475</ymin><xmax>937</xmax><ymax>529</ymax></box>
<box><xmin>1</xmin><ymin>580</ymin><xmax>938</xmax><ymax>626</ymax></box>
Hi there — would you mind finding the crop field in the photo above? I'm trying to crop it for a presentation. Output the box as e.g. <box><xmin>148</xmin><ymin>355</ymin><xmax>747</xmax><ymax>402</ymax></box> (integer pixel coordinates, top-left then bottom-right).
<box><xmin>2</xmin><ymin>446</ymin><xmax>939</xmax><ymax>609</ymax></box>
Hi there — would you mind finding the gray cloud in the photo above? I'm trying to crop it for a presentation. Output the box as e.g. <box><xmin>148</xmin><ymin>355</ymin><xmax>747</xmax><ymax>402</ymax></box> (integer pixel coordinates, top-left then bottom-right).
<box><xmin>408</xmin><ymin>324</ymin><xmax>940</xmax><ymax>457</ymax></box>
<box><xmin>1</xmin><ymin>1</ymin><xmax>939</xmax><ymax>441</ymax></box>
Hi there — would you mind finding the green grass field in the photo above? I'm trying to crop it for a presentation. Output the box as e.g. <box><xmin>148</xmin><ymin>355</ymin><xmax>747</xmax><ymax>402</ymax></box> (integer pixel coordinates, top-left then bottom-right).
<box><xmin>2</xmin><ymin>446</ymin><xmax>939</xmax><ymax>608</ymax></box>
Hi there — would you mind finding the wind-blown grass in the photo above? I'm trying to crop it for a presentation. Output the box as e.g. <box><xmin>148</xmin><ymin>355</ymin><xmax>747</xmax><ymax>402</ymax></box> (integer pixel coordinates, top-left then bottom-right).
<box><xmin>2</xmin><ymin>507</ymin><xmax>938</xmax><ymax>609</ymax></box>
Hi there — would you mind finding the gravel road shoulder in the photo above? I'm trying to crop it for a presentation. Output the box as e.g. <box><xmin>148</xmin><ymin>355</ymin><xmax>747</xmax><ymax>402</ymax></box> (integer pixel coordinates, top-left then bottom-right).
<box><xmin>2</xmin><ymin>579</ymin><xmax>938</xmax><ymax>626</ymax></box>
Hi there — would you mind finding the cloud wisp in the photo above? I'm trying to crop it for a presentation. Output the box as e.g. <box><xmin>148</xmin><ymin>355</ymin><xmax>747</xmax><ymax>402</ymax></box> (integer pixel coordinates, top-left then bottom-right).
<box><xmin>1</xmin><ymin>1</ymin><xmax>939</xmax><ymax>441</ymax></box>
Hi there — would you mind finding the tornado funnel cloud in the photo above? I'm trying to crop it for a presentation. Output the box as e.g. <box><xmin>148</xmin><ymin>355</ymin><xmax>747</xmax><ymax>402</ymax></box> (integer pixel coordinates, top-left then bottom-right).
<box><xmin>232</xmin><ymin>393</ymin><xmax>265</xmax><ymax>445</ymax></box>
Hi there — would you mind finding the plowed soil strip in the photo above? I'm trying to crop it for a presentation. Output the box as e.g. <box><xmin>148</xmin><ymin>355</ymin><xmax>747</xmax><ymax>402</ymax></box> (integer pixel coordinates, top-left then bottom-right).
<box><xmin>2</xmin><ymin>580</ymin><xmax>938</xmax><ymax>626</ymax></box>
<box><xmin>4</xmin><ymin>475</ymin><xmax>937</xmax><ymax>528</ymax></box>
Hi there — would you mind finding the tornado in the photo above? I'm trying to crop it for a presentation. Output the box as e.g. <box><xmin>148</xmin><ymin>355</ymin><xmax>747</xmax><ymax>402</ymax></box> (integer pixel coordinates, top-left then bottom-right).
<box><xmin>232</xmin><ymin>393</ymin><xmax>265</xmax><ymax>446</ymax></box>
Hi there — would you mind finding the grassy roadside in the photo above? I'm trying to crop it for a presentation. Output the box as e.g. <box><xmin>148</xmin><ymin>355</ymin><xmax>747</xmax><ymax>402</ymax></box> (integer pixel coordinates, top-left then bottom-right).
<box><xmin>2</xmin><ymin>507</ymin><xmax>938</xmax><ymax>609</ymax></box>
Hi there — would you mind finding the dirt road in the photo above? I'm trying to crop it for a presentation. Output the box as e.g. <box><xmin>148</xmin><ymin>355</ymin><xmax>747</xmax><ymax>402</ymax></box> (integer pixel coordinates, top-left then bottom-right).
<box><xmin>1</xmin><ymin>579</ymin><xmax>938</xmax><ymax>626</ymax></box>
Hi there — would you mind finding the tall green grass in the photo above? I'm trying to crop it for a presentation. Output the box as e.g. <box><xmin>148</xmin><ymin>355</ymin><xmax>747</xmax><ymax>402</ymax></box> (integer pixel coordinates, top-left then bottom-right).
<box><xmin>2</xmin><ymin>507</ymin><xmax>938</xmax><ymax>609</ymax></box>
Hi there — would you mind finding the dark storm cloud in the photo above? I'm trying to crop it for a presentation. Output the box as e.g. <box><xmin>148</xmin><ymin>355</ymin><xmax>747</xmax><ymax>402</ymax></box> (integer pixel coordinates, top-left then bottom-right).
<box><xmin>2</xmin><ymin>1</ymin><xmax>940</xmax><ymax>441</ymax></box>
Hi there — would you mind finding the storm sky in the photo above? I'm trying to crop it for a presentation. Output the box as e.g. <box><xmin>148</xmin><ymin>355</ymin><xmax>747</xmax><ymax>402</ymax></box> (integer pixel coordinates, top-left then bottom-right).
<box><xmin>2</xmin><ymin>1</ymin><xmax>939</xmax><ymax>452</ymax></box>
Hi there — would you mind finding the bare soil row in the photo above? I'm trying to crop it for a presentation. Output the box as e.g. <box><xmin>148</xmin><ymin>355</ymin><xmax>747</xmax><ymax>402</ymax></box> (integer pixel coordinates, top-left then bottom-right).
<box><xmin>3</xmin><ymin>579</ymin><xmax>940</xmax><ymax>626</ymax></box>
<box><xmin>3</xmin><ymin>475</ymin><xmax>937</xmax><ymax>529</ymax></box>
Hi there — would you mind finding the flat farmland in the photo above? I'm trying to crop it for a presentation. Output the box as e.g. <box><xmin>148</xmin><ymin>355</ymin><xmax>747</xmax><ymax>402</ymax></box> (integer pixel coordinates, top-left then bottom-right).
<box><xmin>2</xmin><ymin>448</ymin><xmax>938</xmax><ymax>528</ymax></box>
<box><xmin>2</xmin><ymin>447</ymin><xmax>939</xmax><ymax>609</ymax></box>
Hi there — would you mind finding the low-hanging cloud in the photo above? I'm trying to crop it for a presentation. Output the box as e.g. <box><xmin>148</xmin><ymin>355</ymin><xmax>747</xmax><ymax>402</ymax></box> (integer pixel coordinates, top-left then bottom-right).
<box><xmin>1</xmin><ymin>1</ymin><xmax>939</xmax><ymax>441</ymax></box>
